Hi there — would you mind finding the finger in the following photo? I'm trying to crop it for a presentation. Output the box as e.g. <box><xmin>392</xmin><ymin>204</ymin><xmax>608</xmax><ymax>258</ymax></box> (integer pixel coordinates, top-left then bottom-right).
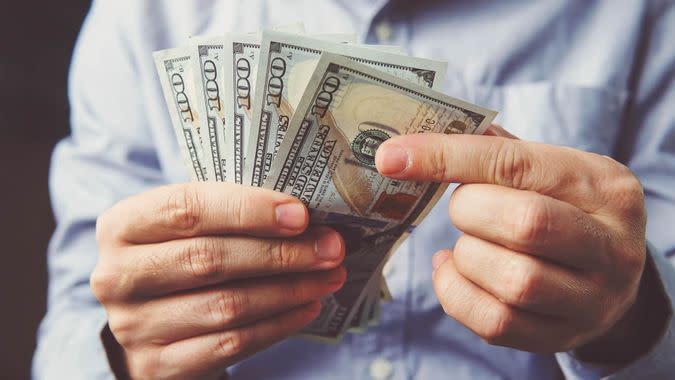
<box><xmin>149</xmin><ymin>301</ymin><xmax>321</xmax><ymax>379</ymax></box>
<box><xmin>432</xmin><ymin>250</ymin><xmax>583</xmax><ymax>352</ymax></box>
<box><xmin>484</xmin><ymin>124</ymin><xmax>519</xmax><ymax>139</ymax></box>
<box><xmin>449</xmin><ymin>184</ymin><xmax>611</xmax><ymax>269</ymax></box>
<box><xmin>111</xmin><ymin>226</ymin><xmax>344</xmax><ymax>297</ymax></box>
<box><xmin>99</xmin><ymin>183</ymin><xmax>309</xmax><ymax>244</ymax></box>
<box><xmin>375</xmin><ymin>133</ymin><xmax>603</xmax><ymax>211</ymax></box>
<box><xmin>452</xmin><ymin>234</ymin><xmax>599</xmax><ymax>318</ymax></box>
<box><xmin>112</xmin><ymin>268</ymin><xmax>346</xmax><ymax>346</ymax></box>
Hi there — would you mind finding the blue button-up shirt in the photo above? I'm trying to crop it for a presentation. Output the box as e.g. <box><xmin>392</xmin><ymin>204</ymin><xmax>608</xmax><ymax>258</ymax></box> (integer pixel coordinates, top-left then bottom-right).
<box><xmin>33</xmin><ymin>1</ymin><xmax>675</xmax><ymax>379</ymax></box>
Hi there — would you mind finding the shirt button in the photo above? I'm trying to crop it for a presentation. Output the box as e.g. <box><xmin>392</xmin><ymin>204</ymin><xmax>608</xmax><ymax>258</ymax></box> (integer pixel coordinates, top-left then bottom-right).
<box><xmin>374</xmin><ymin>20</ymin><xmax>394</xmax><ymax>43</ymax></box>
<box><xmin>369</xmin><ymin>357</ymin><xmax>394</xmax><ymax>380</ymax></box>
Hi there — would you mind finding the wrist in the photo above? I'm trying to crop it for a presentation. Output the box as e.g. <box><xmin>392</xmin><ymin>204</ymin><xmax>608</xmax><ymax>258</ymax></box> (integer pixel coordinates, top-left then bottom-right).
<box><xmin>574</xmin><ymin>250</ymin><xmax>671</xmax><ymax>366</ymax></box>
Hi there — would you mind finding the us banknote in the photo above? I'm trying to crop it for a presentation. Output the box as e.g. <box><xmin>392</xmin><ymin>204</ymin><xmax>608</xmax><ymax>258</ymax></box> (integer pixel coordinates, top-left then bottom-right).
<box><xmin>264</xmin><ymin>53</ymin><xmax>497</xmax><ymax>341</ymax></box>
<box><xmin>348</xmin><ymin>276</ymin><xmax>379</xmax><ymax>333</ymax></box>
<box><xmin>245</xmin><ymin>31</ymin><xmax>448</xmax><ymax>188</ymax></box>
<box><xmin>222</xmin><ymin>34</ymin><xmax>264</xmax><ymax>184</ymax></box>
<box><xmin>153</xmin><ymin>47</ymin><xmax>211</xmax><ymax>182</ymax></box>
<box><xmin>192</xmin><ymin>37</ymin><xmax>229</xmax><ymax>182</ymax></box>
<box><xmin>221</xmin><ymin>30</ymin><xmax>356</xmax><ymax>184</ymax></box>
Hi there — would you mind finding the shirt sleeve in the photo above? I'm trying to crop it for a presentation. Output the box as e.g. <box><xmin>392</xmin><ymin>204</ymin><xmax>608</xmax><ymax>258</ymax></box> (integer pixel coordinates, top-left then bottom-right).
<box><xmin>555</xmin><ymin>1</ymin><xmax>675</xmax><ymax>379</ymax></box>
<box><xmin>31</xmin><ymin>1</ymin><xmax>166</xmax><ymax>378</ymax></box>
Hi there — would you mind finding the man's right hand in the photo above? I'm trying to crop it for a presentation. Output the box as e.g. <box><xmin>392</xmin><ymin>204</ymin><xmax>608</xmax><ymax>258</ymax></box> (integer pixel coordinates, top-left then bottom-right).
<box><xmin>91</xmin><ymin>183</ymin><xmax>346</xmax><ymax>380</ymax></box>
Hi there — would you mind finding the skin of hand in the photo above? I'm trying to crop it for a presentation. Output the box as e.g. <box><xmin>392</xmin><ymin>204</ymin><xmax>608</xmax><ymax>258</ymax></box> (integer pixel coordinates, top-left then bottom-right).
<box><xmin>375</xmin><ymin>125</ymin><xmax>651</xmax><ymax>354</ymax></box>
<box><xmin>91</xmin><ymin>183</ymin><xmax>346</xmax><ymax>380</ymax></box>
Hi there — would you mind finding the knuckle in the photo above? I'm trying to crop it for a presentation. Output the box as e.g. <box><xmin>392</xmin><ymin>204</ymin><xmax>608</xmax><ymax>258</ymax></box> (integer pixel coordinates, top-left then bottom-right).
<box><xmin>626</xmin><ymin>251</ymin><xmax>646</xmax><ymax>279</ymax></box>
<box><xmin>216</xmin><ymin>330</ymin><xmax>246</xmax><ymax>358</ymax></box>
<box><xmin>448</xmin><ymin>185</ymin><xmax>469</xmax><ymax>224</ymax></box>
<box><xmin>127</xmin><ymin>350</ymin><xmax>161</xmax><ymax>380</ymax></box>
<box><xmin>96</xmin><ymin>207</ymin><xmax>125</xmax><ymax>246</ymax></box>
<box><xmin>164</xmin><ymin>185</ymin><xmax>203</xmax><ymax>235</ymax></box>
<box><xmin>108</xmin><ymin>312</ymin><xmax>136</xmax><ymax>348</ymax></box>
<box><xmin>209</xmin><ymin>290</ymin><xmax>245</xmax><ymax>328</ymax></box>
<box><xmin>612</xmin><ymin>245</ymin><xmax>645</xmax><ymax>284</ymax></box>
<box><xmin>438</xmin><ymin>293</ymin><xmax>454</xmax><ymax>317</ymax></box>
<box><xmin>90</xmin><ymin>267</ymin><xmax>121</xmax><ymax>303</ymax></box>
<box><xmin>490</xmin><ymin>141</ymin><xmax>530</xmax><ymax>188</ymax></box>
<box><xmin>504</xmin><ymin>260</ymin><xmax>540</xmax><ymax>307</ymax></box>
<box><xmin>305</xmin><ymin>307</ymin><xmax>321</xmax><ymax>324</ymax></box>
<box><xmin>453</xmin><ymin>235</ymin><xmax>470</xmax><ymax>256</ymax></box>
<box><xmin>224</xmin><ymin>189</ymin><xmax>247</xmax><ymax>230</ymax></box>
<box><xmin>269</xmin><ymin>240</ymin><xmax>298</xmax><ymax>272</ymax></box>
<box><xmin>429</xmin><ymin>143</ymin><xmax>451</xmax><ymax>180</ymax></box>
<box><xmin>95</xmin><ymin>212</ymin><xmax>110</xmax><ymax>246</ymax></box>
<box><xmin>581</xmin><ymin>290</ymin><xmax>614</xmax><ymax>329</ymax></box>
<box><xmin>434</xmin><ymin>272</ymin><xmax>457</xmax><ymax>317</ymax></box>
<box><xmin>611</xmin><ymin>169</ymin><xmax>646</xmax><ymax>217</ymax></box>
<box><xmin>180</xmin><ymin>238</ymin><xmax>222</xmax><ymax>281</ymax></box>
<box><xmin>609</xmin><ymin>159</ymin><xmax>636</xmax><ymax>179</ymax></box>
<box><xmin>513</xmin><ymin>197</ymin><xmax>551</xmax><ymax>245</ymax></box>
<box><xmin>451</xmin><ymin>237</ymin><xmax>472</xmax><ymax>273</ymax></box>
<box><xmin>481</xmin><ymin>305</ymin><xmax>516</xmax><ymax>345</ymax></box>
<box><xmin>283</xmin><ymin>279</ymin><xmax>308</xmax><ymax>304</ymax></box>
<box><xmin>614</xmin><ymin>167</ymin><xmax>643</xmax><ymax>197</ymax></box>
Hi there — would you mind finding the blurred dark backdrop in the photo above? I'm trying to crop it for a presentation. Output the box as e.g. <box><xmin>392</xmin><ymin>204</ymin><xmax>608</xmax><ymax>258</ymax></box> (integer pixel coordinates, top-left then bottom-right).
<box><xmin>0</xmin><ymin>2</ymin><xmax>91</xmax><ymax>378</ymax></box>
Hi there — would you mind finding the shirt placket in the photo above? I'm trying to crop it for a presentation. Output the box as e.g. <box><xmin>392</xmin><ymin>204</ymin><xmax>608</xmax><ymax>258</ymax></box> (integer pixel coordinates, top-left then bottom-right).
<box><xmin>337</xmin><ymin>2</ymin><xmax>415</xmax><ymax>379</ymax></box>
<box><xmin>348</xmin><ymin>238</ymin><xmax>413</xmax><ymax>380</ymax></box>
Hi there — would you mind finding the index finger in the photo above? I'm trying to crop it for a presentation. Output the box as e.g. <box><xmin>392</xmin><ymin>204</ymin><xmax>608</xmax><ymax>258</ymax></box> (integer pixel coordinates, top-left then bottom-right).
<box><xmin>375</xmin><ymin>133</ymin><xmax>599</xmax><ymax>208</ymax></box>
<box><xmin>99</xmin><ymin>183</ymin><xmax>308</xmax><ymax>244</ymax></box>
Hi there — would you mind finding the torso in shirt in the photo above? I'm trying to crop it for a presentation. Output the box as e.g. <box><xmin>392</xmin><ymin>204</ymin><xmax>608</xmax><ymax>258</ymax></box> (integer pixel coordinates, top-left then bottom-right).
<box><xmin>121</xmin><ymin>1</ymin><xmax>649</xmax><ymax>378</ymax></box>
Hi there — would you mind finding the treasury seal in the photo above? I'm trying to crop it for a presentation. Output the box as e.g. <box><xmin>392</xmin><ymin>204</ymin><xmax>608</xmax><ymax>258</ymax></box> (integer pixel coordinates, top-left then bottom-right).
<box><xmin>351</xmin><ymin>129</ymin><xmax>391</xmax><ymax>166</ymax></box>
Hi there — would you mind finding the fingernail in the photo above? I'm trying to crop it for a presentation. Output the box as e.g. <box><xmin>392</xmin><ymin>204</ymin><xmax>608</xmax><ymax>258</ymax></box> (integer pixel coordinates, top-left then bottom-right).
<box><xmin>315</xmin><ymin>229</ymin><xmax>343</xmax><ymax>261</ymax></box>
<box><xmin>275</xmin><ymin>203</ymin><xmax>307</xmax><ymax>230</ymax></box>
<box><xmin>376</xmin><ymin>144</ymin><xmax>410</xmax><ymax>175</ymax></box>
<box><xmin>432</xmin><ymin>251</ymin><xmax>450</xmax><ymax>270</ymax></box>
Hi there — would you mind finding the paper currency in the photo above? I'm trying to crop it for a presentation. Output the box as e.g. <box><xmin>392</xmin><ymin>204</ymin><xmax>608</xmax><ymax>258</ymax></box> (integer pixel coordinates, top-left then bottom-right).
<box><xmin>245</xmin><ymin>31</ymin><xmax>448</xmax><ymax>188</ymax></box>
<box><xmin>153</xmin><ymin>47</ymin><xmax>211</xmax><ymax>182</ymax></box>
<box><xmin>154</xmin><ymin>28</ymin><xmax>499</xmax><ymax>342</ymax></box>
<box><xmin>264</xmin><ymin>53</ymin><xmax>496</xmax><ymax>341</ymax></box>
<box><xmin>220</xmin><ymin>28</ymin><xmax>342</xmax><ymax>184</ymax></box>
<box><xmin>192</xmin><ymin>37</ymin><xmax>229</xmax><ymax>182</ymax></box>
<box><xmin>222</xmin><ymin>34</ymin><xmax>263</xmax><ymax>184</ymax></box>
<box><xmin>347</xmin><ymin>277</ymin><xmax>379</xmax><ymax>334</ymax></box>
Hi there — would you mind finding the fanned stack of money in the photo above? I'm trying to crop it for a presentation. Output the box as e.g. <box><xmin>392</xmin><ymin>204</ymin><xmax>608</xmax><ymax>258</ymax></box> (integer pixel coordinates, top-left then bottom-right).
<box><xmin>153</xmin><ymin>25</ymin><xmax>497</xmax><ymax>343</ymax></box>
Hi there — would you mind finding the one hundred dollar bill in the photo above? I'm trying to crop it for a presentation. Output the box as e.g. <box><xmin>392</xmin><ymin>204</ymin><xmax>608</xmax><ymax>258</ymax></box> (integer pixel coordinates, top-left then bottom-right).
<box><xmin>191</xmin><ymin>37</ymin><xmax>229</xmax><ymax>182</ymax></box>
<box><xmin>347</xmin><ymin>277</ymin><xmax>378</xmax><ymax>334</ymax></box>
<box><xmin>222</xmin><ymin>34</ymin><xmax>263</xmax><ymax>184</ymax></box>
<box><xmin>153</xmin><ymin>47</ymin><xmax>211</xmax><ymax>182</ymax></box>
<box><xmin>264</xmin><ymin>53</ymin><xmax>497</xmax><ymax>341</ymax></box>
<box><xmin>245</xmin><ymin>31</ymin><xmax>448</xmax><ymax>188</ymax></box>
<box><xmin>220</xmin><ymin>26</ymin><xmax>312</xmax><ymax>183</ymax></box>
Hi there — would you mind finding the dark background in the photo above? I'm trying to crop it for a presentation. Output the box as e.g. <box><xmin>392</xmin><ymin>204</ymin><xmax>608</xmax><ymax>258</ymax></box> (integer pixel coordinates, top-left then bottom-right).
<box><xmin>0</xmin><ymin>2</ymin><xmax>91</xmax><ymax>378</ymax></box>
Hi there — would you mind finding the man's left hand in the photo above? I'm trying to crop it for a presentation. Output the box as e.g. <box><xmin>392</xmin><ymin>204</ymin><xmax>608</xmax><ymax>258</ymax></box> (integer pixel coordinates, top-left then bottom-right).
<box><xmin>375</xmin><ymin>126</ymin><xmax>647</xmax><ymax>353</ymax></box>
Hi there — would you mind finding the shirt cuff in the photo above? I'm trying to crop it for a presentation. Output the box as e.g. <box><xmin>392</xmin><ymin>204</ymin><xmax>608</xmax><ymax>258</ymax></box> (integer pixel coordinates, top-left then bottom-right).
<box><xmin>99</xmin><ymin>323</ymin><xmax>231</xmax><ymax>380</ymax></box>
<box><xmin>100</xmin><ymin>323</ymin><xmax>132</xmax><ymax>380</ymax></box>
<box><xmin>555</xmin><ymin>243</ymin><xmax>675</xmax><ymax>379</ymax></box>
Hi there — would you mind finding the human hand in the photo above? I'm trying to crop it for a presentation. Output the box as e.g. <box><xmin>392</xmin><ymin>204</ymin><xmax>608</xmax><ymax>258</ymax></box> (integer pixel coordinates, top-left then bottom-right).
<box><xmin>375</xmin><ymin>126</ymin><xmax>647</xmax><ymax>353</ymax></box>
<box><xmin>92</xmin><ymin>183</ymin><xmax>345</xmax><ymax>379</ymax></box>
